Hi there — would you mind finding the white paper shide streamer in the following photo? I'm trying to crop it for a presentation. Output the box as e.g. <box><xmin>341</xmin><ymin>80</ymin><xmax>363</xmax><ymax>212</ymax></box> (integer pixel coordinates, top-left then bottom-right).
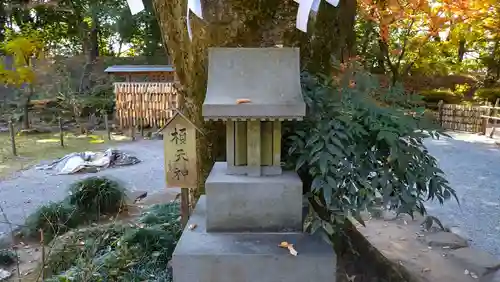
<box><xmin>124</xmin><ymin>0</ymin><xmax>341</xmax><ymax>39</ymax></box>
<box><xmin>295</xmin><ymin>0</ymin><xmax>340</xmax><ymax>32</ymax></box>
<box><xmin>187</xmin><ymin>0</ymin><xmax>204</xmax><ymax>40</ymax></box>
<box><xmin>126</xmin><ymin>0</ymin><xmax>145</xmax><ymax>15</ymax></box>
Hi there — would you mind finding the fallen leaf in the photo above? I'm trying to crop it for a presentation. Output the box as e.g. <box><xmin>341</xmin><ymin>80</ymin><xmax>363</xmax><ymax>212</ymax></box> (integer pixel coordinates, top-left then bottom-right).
<box><xmin>236</xmin><ymin>98</ymin><xmax>251</xmax><ymax>104</ymax></box>
<box><xmin>188</xmin><ymin>224</ymin><xmax>197</xmax><ymax>230</ymax></box>
<box><xmin>278</xmin><ymin>241</ymin><xmax>298</xmax><ymax>256</ymax></box>
<box><xmin>279</xmin><ymin>241</ymin><xmax>289</xmax><ymax>248</ymax></box>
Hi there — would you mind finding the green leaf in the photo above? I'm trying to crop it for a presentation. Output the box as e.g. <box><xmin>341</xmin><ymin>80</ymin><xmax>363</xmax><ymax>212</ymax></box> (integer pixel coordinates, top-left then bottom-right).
<box><xmin>326</xmin><ymin>176</ymin><xmax>337</xmax><ymax>189</ymax></box>
<box><xmin>326</xmin><ymin>143</ymin><xmax>344</xmax><ymax>157</ymax></box>
<box><xmin>295</xmin><ymin>155</ymin><xmax>307</xmax><ymax>171</ymax></box>
<box><xmin>310</xmin><ymin>141</ymin><xmax>325</xmax><ymax>156</ymax></box>
<box><xmin>311</xmin><ymin>177</ymin><xmax>323</xmax><ymax>192</ymax></box>
<box><xmin>319</xmin><ymin>153</ymin><xmax>329</xmax><ymax>175</ymax></box>
<box><xmin>323</xmin><ymin>181</ymin><xmax>333</xmax><ymax>205</ymax></box>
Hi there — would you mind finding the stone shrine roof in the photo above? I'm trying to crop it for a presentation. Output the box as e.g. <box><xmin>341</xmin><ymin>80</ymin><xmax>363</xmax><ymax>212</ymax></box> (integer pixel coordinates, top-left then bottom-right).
<box><xmin>202</xmin><ymin>48</ymin><xmax>306</xmax><ymax>121</ymax></box>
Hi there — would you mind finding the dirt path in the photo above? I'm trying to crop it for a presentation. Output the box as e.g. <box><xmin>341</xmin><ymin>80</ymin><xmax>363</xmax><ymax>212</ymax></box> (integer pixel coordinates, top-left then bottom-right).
<box><xmin>0</xmin><ymin>139</ymin><xmax>180</xmax><ymax>237</ymax></box>
<box><xmin>424</xmin><ymin>132</ymin><xmax>500</xmax><ymax>258</ymax></box>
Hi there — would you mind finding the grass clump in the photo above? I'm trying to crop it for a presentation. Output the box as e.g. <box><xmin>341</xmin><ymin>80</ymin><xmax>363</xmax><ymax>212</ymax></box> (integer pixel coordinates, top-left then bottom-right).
<box><xmin>23</xmin><ymin>202</ymin><xmax>82</xmax><ymax>242</ymax></box>
<box><xmin>68</xmin><ymin>176</ymin><xmax>127</xmax><ymax>217</ymax></box>
<box><xmin>42</xmin><ymin>223</ymin><xmax>129</xmax><ymax>278</ymax></box>
<box><xmin>22</xmin><ymin>176</ymin><xmax>127</xmax><ymax>243</ymax></box>
<box><xmin>0</xmin><ymin>249</ymin><xmax>16</xmax><ymax>266</ymax></box>
<box><xmin>43</xmin><ymin>202</ymin><xmax>181</xmax><ymax>282</ymax></box>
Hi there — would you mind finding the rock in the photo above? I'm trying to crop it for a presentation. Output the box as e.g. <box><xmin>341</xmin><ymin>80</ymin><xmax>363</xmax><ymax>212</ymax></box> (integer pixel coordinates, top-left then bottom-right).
<box><xmin>126</xmin><ymin>190</ymin><xmax>149</xmax><ymax>205</ymax></box>
<box><xmin>0</xmin><ymin>269</ymin><xmax>11</xmax><ymax>281</ymax></box>
<box><xmin>151</xmin><ymin>132</ymin><xmax>163</xmax><ymax>140</ymax></box>
<box><xmin>424</xmin><ymin>232</ymin><xmax>469</xmax><ymax>249</ymax></box>
<box><xmin>449</xmin><ymin>248</ymin><xmax>500</xmax><ymax>277</ymax></box>
<box><xmin>447</xmin><ymin>225</ymin><xmax>471</xmax><ymax>241</ymax></box>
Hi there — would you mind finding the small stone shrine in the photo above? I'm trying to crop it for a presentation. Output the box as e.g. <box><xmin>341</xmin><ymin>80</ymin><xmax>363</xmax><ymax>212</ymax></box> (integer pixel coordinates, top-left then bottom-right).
<box><xmin>172</xmin><ymin>47</ymin><xmax>336</xmax><ymax>282</ymax></box>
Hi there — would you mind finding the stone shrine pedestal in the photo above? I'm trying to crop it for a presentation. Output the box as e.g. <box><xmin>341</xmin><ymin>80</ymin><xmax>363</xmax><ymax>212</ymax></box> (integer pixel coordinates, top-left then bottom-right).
<box><xmin>173</xmin><ymin>197</ymin><xmax>336</xmax><ymax>282</ymax></box>
<box><xmin>171</xmin><ymin>47</ymin><xmax>336</xmax><ymax>282</ymax></box>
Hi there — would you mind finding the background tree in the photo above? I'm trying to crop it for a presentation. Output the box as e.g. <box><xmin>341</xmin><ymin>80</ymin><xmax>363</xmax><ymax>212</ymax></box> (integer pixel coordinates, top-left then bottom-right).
<box><xmin>0</xmin><ymin>35</ymin><xmax>43</xmax><ymax>128</ymax></box>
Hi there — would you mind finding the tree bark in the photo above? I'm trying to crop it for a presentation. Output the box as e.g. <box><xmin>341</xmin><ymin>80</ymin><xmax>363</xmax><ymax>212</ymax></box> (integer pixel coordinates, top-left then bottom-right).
<box><xmin>457</xmin><ymin>39</ymin><xmax>466</xmax><ymax>62</ymax></box>
<box><xmin>152</xmin><ymin>0</ymin><xmax>349</xmax><ymax>195</ymax></box>
<box><xmin>22</xmin><ymin>85</ymin><xmax>33</xmax><ymax>129</ymax></box>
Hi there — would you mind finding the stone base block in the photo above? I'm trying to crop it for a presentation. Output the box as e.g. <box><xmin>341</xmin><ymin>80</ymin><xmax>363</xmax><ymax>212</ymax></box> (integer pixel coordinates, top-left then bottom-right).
<box><xmin>227</xmin><ymin>164</ymin><xmax>282</xmax><ymax>176</ymax></box>
<box><xmin>205</xmin><ymin>162</ymin><xmax>302</xmax><ymax>232</ymax></box>
<box><xmin>172</xmin><ymin>196</ymin><xmax>337</xmax><ymax>282</ymax></box>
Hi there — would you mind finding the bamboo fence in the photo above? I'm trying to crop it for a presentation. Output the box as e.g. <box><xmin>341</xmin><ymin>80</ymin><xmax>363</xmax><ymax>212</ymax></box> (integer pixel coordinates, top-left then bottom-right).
<box><xmin>114</xmin><ymin>82</ymin><xmax>179</xmax><ymax>128</ymax></box>
<box><xmin>436</xmin><ymin>104</ymin><xmax>489</xmax><ymax>133</ymax></box>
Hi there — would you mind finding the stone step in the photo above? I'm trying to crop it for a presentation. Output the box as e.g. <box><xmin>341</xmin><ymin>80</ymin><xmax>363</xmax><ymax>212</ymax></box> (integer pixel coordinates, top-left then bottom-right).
<box><xmin>205</xmin><ymin>162</ymin><xmax>303</xmax><ymax>232</ymax></box>
<box><xmin>172</xmin><ymin>196</ymin><xmax>337</xmax><ymax>282</ymax></box>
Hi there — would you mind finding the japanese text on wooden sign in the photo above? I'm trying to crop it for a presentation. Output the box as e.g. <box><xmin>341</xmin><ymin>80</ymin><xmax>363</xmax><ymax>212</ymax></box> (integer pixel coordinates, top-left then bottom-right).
<box><xmin>163</xmin><ymin>113</ymin><xmax>198</xmax><ymax>188</ymax></box>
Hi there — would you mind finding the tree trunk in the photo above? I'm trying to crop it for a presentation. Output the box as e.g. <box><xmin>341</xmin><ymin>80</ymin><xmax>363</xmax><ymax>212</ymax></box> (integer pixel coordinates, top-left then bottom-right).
<box><xmin>152</xmin><ymin>0</ymin><xmax>290</xmax><ymax>195</ymax></box>
<box><xmin>457</xmin><ymin>39</ymin><xmax>466</xmax><ymax>62</ymax></box>
<box><xmin>78</xmin><ymin>13</ymin><xmax>99</xmax><ymax>94</ymax></box>
<box><xmin>152</xmin><ymin>0</ymin><xmax>349</xmax><ymax>195</ymax></box>
<box><xmin>22</xmin><ymin>86</ymin><xmax>33</xmax><ymax>129</ymax></box>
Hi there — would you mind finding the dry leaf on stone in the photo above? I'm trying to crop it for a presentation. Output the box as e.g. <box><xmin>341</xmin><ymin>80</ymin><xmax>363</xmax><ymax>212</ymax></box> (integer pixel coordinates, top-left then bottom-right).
<box><xmin>278</xmin><ymin>241</ymin><xmax>298</xmax><ymax>256</ymax></box>
<box><xmin>279</xmin><ymin>241</ymin><xmax>289</xmax><ymax>248</ymax></box>
<box><xmin>236</xmin><ymin>98</ymin><xmax>251</xmax><ymax>104</ymax></box>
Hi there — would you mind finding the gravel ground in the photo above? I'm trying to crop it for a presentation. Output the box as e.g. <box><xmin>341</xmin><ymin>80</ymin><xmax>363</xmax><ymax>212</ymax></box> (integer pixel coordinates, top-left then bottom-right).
<box><xmin>0</xmin><ymin>139</ymin><xmax>180</xmax><ymax>237</ymax></box>
<box><xmin>424</xmin><ymin>132</ymin><xmax>500</xmax><ymax>259</ymax></box>
<box><xmin>2</xmin><ymin>132</ymin><xmax>500</xmax><ymax>259</ymax></box>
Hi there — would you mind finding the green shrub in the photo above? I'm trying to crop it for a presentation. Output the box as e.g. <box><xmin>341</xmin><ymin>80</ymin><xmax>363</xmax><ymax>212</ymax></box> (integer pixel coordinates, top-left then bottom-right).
<box><xmin>42</xmin><ymin>223</ymin><xmax>130</xmax><ymax>278</ymax></box>
<box><xmin>68</xmin><ymin>176</ymin><xmax>126</xmax><ymax>217</ymax></box>
<box><xmin>474</xmin><ymin>88</ymin><xmax>500</xmax><ymax>103</ymax></box>
<box><xmin>43</xmin><ymin>202</ymin><xmax>180</xmax><ymax>282</ymax></box>
<box><xmin>23</xmin><ymin>202</ymin><xmax>82</xmax><ymax>242</ymax></box>
<box><xmin>138</xmin><ymin>202</ymin><xmax>180</xmax><ymax>225</ymax></box>
<box><xmin>283</xmin><ymin>71</ymin><xmax>456</xmax><ymax>241</ymax></box>
<box><xmin>0</xmin><ymin>249</ymin><xmax>16</xmax><ymax>266</ymax></box>
<box><xmin>419</xmin><ymin>89</ymin><xmax>462</xmax><ymax>106</ymax></box>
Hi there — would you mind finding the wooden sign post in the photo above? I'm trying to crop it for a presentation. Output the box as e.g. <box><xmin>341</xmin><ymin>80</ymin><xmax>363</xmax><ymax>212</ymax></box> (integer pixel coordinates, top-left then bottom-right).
<box><xmin>161</xmin><ymin>110</ymin><xmax>200</xmax><ymax>228</ymax></box>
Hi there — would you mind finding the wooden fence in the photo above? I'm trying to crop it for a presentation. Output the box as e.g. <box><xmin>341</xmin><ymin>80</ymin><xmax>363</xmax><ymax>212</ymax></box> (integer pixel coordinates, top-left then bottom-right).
<box><xmin>115</xmin><ymin>82</ymin><xmax>179</xmax><ymax>129</ymax></box>
<box><xmin>437</xmin><ymin>104</ymin><xmax>489</xmax><ymax>133</ymax></box>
